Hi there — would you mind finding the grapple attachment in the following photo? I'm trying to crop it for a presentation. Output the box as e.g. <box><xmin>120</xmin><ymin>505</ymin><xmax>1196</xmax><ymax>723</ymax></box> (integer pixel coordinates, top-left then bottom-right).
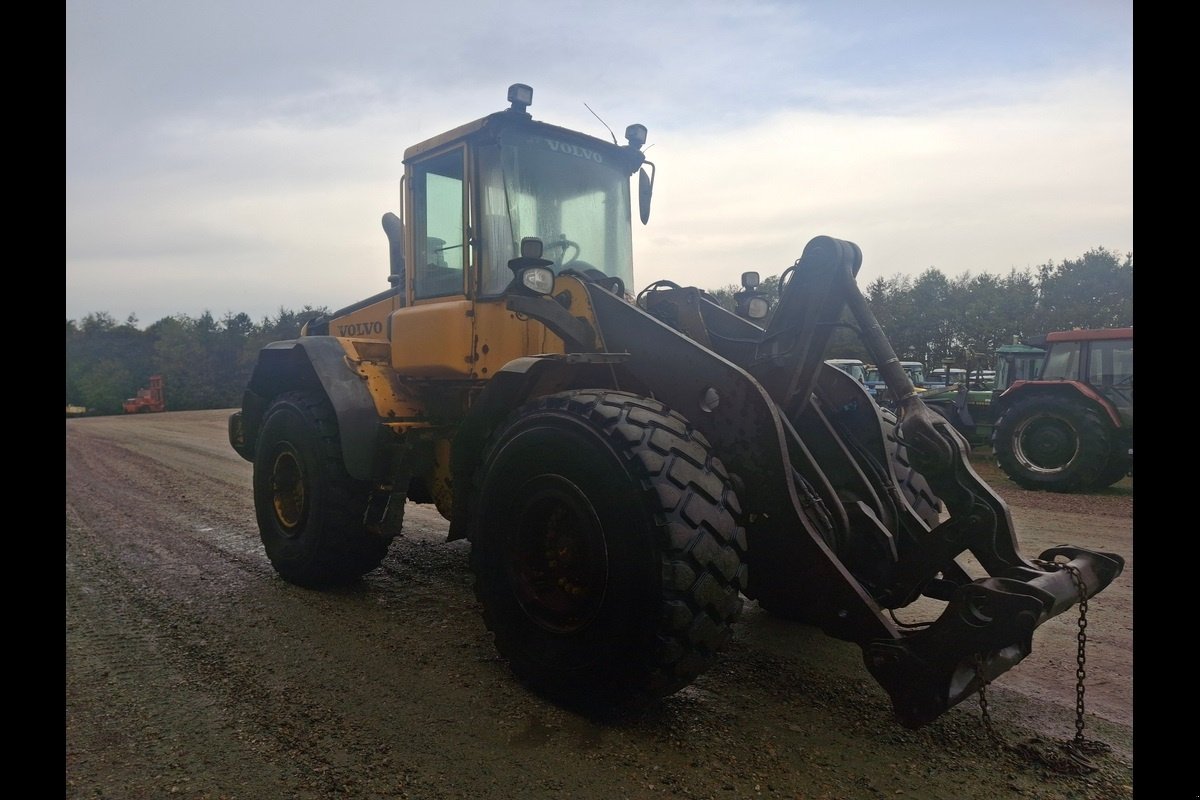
<box><xmin>866</xmin><ymin>543</ymin><xmax>1123</xmax><ymax>726</ymax></box>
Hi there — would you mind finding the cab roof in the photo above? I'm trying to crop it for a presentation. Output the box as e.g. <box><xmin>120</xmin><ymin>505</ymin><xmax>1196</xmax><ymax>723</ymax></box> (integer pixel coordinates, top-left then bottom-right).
<box><xmin>402</xmin><ymin>106</ymin><xmax>629</xmax><ymax>164</ymax></box>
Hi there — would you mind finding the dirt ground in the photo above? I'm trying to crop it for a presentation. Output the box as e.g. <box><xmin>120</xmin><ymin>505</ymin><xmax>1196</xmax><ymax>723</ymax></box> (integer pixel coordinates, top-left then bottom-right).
<box><xmin>65</xmin><ymin>410</ymin><xmax>1134</xmax><ymax>799</ymax></box>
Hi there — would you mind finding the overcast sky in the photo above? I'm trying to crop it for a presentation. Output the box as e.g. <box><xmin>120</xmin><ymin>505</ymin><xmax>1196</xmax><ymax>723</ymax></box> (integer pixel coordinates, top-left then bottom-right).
<box><xmin>66</xmin><ymin>0</ymin><xmax>1132</xmax><ymax>327</ymax></box>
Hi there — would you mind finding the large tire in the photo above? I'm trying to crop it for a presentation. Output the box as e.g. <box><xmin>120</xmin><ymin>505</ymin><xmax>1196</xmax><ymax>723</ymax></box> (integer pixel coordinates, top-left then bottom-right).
<box><xmin>253</xmin><ymin>390</ymin><xmax>391</xmax><ymax>587</ymax></box>
<box><xmin>991</xmin><ymin>394</ymin><xmax>1112</xmax><ymax>493</ymax></box>
<box><xmin>469</xmin><ymin>390</ymin><xmax>747</xmax><ymax>708</ymax></box>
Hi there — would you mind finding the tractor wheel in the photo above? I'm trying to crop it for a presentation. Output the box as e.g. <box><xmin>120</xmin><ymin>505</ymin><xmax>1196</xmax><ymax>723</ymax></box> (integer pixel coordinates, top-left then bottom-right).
<box><xmin>881</xmin><ymin>407</ymin><xmax>943</xmax><ymax>529</ymax></box>
<box><xmin>469</xmin><ymin>389</ymin><xmax>747</xmax><ymax>708</ymax></box>
<box><xmin>991</xmin><ymin>395</ymin><xmax>1111</xmax><ymax>493</ymax></box>
<box><xmin>253</xmin><ymin>390</ymin><xmax>390</xmax><ymax>587</ymax></box>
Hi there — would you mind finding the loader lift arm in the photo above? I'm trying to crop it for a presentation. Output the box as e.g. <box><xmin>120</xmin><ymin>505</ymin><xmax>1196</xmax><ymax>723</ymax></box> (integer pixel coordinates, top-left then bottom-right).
<box><xmin>630</xmin><ymin>235</ymin><xmax>1122</xmax><ymax>726</ymax></box>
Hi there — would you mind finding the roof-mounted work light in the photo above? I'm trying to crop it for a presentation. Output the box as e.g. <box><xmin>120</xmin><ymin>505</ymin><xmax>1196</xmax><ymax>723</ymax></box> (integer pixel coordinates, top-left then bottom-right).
<box><xmin>625</xmin><ymin>124</ymin><xmax>647</xmax><ymax>150</ymax></box>
<box><xmin>508</xmin><ymin>83</ymin><xmax>533</xmax><ymax>114</ymax></box>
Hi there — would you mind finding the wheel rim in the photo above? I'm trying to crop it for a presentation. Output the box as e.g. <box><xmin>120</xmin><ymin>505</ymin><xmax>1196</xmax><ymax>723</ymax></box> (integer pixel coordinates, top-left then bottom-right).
<box><xmin>270</xmin><ymin>447</ymin><xmax>307</xmax><ymax>533</ymax></box>
<box><xmin>1011</xmin><ymin>413</ymin><xmax>1079</xmax><ymax>474</ymax></box>
<box><xmin>506</xmin><ymin>475</ymin><xmax>608</xmax><ymax>634</ymax></box>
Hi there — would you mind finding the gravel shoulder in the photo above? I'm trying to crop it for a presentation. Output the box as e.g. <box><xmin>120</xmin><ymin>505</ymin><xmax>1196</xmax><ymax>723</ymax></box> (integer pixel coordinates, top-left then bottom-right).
<box><xmin>66</xmin><ymin>410</ymin><xmax>1134</xmax><ymax>799</ymax></box>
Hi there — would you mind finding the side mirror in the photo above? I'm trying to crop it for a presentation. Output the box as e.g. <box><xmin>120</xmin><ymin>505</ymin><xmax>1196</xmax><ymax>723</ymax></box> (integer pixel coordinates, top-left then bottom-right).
<box><xmin>382</xmin><ymin>211</ymin><xmax>405</xmax><ymax>287</ymax></box>
<box><xmin>638</xmin><ymin>163</ymin><xmax>655</xmax><ymax>225</ymax></box>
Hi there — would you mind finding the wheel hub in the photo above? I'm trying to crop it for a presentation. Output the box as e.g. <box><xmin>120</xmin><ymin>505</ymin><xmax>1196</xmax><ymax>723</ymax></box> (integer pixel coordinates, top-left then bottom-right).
<box><xmin>270</xmin><ymin>449</ymin><xmax>306</xmax><ymax>532</ymax></box>
<box><xmin>508</xmin><ymin>475</ymin><xmax>608</xmax><ymax>634</ymax></box>
<box><xmin>1014</xmin><ymin>415</ymin><xmax>1078</xmax><ymax>473</ymax></box>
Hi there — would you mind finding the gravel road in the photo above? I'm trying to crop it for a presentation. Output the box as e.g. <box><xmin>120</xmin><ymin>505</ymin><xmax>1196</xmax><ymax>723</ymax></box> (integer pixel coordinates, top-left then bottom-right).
<box><xmin>66</xmin><ymin>410</ymin><xmax>1134</xmax><ymax>799</ymax></box>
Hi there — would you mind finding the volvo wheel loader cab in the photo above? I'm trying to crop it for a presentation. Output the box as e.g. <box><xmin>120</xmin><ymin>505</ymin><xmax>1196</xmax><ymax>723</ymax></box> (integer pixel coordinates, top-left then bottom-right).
<box><xmin>229</xmin><ymin>84</ymin><xmax>1124</xmax><ymax>729</ymax></box>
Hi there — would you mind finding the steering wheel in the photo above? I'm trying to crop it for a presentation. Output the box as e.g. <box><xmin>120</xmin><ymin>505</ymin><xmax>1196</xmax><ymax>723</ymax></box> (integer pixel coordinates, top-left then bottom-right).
<box><xmin>545</xmin><ymin>238</ymin><xmax>580</xmax><ymax>265</ymax></box>
<box><xmin>559</xmin><ymin>263</ymin><xmax>625</xmax><ymax>296</ymax></box>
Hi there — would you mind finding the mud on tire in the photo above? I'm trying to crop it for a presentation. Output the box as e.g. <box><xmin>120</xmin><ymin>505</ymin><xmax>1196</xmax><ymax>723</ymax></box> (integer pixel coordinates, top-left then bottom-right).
<box><xmin>469</xmin><ymin>389</ymin><xmax>748</xmax><ymax>707</ymax></box>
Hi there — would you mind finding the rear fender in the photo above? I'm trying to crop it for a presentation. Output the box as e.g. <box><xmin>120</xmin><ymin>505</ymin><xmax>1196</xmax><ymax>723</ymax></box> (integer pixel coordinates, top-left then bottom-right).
<box><xmin>998</xmin><ymin>381</ymin><xmax>1122</xmax><ymax>428</ymax></box>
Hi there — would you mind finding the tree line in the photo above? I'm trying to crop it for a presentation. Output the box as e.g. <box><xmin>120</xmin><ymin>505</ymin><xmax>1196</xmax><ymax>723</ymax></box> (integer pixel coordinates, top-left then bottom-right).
<box><xmin>66</xmin><ymin>307</ymin><xmax>328</xmax><ymax>415</ymax></box>
<box><xmin>66</xmin><ymin>247</ymin><xmax>1131</xmax><ymax>415</ymax></box>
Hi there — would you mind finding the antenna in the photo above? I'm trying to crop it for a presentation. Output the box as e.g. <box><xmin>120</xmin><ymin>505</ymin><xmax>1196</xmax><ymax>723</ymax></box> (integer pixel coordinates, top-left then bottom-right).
<box><xmin>584</xmin><ymin>103</ymin><xmax>618</xmax><ymax>144</ymax></box>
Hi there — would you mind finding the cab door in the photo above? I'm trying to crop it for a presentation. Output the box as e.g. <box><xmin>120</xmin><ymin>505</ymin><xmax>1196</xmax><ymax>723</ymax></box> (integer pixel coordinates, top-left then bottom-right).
<box><xmin>389</xmin><ymin>146</ymin><xmax>475</xmax><ymax>377</ymax></box>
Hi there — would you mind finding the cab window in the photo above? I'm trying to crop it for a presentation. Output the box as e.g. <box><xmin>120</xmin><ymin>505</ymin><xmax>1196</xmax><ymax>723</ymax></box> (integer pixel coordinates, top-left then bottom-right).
<box><xmin>412</xmin><ymin>149</ymin><xmax>466</xmax><ymax>300</ymax></box>
<box><xmin>1041</xmin><ymin>342</ymin><xmax>1080</xmax><ymax>381</ymax></box>
<box><xmin>1088</xmin><ymin>338</ymin><xmax>1133</xmax><ymax>387</ymax></box>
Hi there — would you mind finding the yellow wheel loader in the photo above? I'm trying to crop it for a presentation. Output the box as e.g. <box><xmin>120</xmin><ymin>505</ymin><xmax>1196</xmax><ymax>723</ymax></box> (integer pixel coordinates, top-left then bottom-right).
<box><xmin>229</xmin><ymin>84</ymin><xmax>1123</xmax><ymax>728</ymax></box>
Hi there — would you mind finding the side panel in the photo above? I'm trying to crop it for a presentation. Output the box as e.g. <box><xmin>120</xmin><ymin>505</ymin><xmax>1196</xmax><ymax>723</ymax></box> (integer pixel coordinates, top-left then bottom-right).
<box><xmin>387</xmin><ymin>276</ymin><xmax>597</xmax><ymax>379</ymax></box>
<box><xmin>322</xmin><ymin>292</ymin><xmax>402</xmax><ymax>340</ymax></box>
<box><xmin>390</xmin><ymin>301</ymin><xmax>476</xmax><ymax>377</ymax></box>
<box><xmin>471</xmin><ymin>300</ymin><xmax>563</xmax><ymax>377</ymax></box>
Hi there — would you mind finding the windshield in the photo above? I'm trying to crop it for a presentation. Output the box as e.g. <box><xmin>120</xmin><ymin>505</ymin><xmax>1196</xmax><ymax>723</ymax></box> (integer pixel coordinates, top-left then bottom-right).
<box><xmin>477</xmin><ymin>130</ymin><xmax>635</xmax><ymax>296</ymax></box>
<box><xmin>1042</xmin><ymin>343</ymin><xmax>1081</xmax><ymax>380</ymax></box>
<box><xmin>901</xmin><ymin>363</ymin><xmax>925</xmax><ymax>384</ymax></box>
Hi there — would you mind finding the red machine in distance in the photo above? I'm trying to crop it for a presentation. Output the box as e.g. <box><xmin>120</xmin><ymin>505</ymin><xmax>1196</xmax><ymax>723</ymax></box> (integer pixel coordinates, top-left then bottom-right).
<box><xmin>123</xmin><ymin>375</ymin><xmax>166</xmax><ymax>414</ymax></box>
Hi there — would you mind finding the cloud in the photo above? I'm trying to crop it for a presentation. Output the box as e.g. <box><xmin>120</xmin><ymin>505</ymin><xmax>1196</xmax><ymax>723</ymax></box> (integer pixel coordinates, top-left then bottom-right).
<box><xmin>636</xmin><ymin>68</ymin><xmax>1131</xmax><ymax>291</ymax></box>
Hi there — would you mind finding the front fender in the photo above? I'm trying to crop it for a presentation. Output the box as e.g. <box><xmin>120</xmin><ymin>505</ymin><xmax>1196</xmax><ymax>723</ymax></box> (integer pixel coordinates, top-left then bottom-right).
<box><xmin>232</xmin><ymin>337</ymin><xmax>381</xmax><ymax>479</ymax></box>
<box><xmin>447</xmin><ymin>352</ymin><xmax>628</xmax><ymax>540</ymax></box>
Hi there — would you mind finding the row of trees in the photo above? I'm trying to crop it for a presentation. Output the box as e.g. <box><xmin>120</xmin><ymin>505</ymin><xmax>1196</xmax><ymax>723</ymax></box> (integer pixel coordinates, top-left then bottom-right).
<box><xmin>66</xmin><ymin>308</ymin><xmax>328</xmax><ymax>415</ymax></box>
<box><xmin>66</xmin><ymin>248</ymin><xmax>1131</xmax><ymax>415</ymax></box>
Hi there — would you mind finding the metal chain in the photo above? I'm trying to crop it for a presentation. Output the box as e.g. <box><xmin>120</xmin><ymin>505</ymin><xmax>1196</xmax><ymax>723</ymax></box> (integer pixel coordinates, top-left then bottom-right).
<box><xmin>974</xmin><ymin>655</ymin><xmax>1003</xmax><ymax>746</ymax></box>
<box><xmin>1065</xmin><ymin>563</ymin><xmax>1089</xmax><ymax>744</ymax></box>
<box><xmin>1058</xmin><ymin>561</ymin><xmax>1112</xmax><ymax>760</ymax></box>
<box><xmin>972</xmin><ymin>558</ymin><xmax>1110</xmax><ymax>774</ymax></box>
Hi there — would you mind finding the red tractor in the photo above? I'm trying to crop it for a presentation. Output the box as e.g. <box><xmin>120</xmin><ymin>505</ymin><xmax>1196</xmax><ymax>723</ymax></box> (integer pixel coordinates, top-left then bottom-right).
<box><xmin>991</xmin><ymin>327</ymin><xmax>1132</xmax><ymax>492</ymax></box>
<box><xmin>122</xmin><ymin>375</ymin><xmax>167</xmax><ymax>414</ymax></box>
